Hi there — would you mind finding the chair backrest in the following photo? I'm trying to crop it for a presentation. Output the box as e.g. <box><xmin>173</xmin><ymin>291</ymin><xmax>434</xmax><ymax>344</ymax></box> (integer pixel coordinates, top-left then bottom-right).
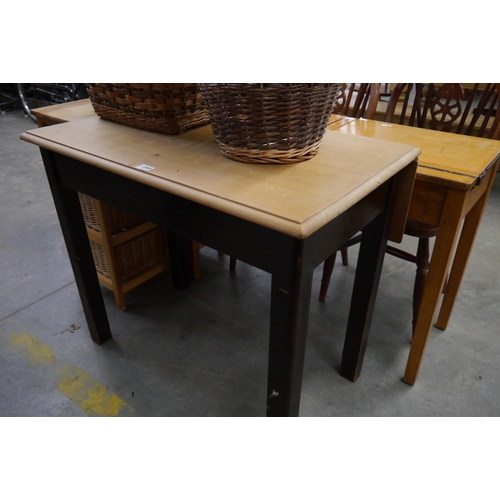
<box><xmin>384</xmin><ymin>83</ymin><xmax>500</xmax><ymax>139</ymax></box>
<box><xmin>333</xmin><ymin>83</ymin><xmax>381</xmax><ymax>119</ymax></box>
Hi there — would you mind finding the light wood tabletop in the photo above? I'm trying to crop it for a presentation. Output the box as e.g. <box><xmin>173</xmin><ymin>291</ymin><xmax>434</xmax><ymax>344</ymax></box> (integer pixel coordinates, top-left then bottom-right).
<box><xmin>329</xmin><ymin>116</ymin><xmax>500</xmax><ymax>385</ymax></box>
<box><xmin>22</xmin><ymin>115</ymin><xmax>420</xmax><ymax>240</ymax></box>
<box><xmin>330</xmin><ymin>115</ymin><xmax>500</xmax><ymax>190</ymax></box>
<box><xmin>31</xmin><ymin>98</ymin><xmax>96</xmax><ymax>126</ymax></box>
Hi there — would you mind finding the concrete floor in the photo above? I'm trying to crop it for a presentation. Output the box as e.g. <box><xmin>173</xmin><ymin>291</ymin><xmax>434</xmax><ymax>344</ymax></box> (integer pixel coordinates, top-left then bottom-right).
<box><xmin>1</xmin><ymin>108</ymin><xmax>499</xmax><ymax>417</ymax></box>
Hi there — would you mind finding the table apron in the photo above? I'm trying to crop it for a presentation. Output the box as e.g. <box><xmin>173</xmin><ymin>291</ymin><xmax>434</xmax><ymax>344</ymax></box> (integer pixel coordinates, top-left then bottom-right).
<box><xmin>409</xmin><ymin>170</ymin><xmax>493</xmax><ymax>228</ymax></box>
<box><xmin>49</xmin><ymin>149</ymin><xmax>392</xmax><ymax>276</ymax></box>
<box><xmin>408</xmin><ymin>179</ymin><xmax>447</xmax><ymax>227</ymax></box>
<box><xmin>462</xmin><ymin>169</ymin><xmax>495</xmax><ymax>218</ymax></box>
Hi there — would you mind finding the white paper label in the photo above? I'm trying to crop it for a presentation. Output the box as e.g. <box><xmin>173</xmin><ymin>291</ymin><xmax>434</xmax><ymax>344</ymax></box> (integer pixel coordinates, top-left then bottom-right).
<box><xmin>135</xmin><ymin>164</ymin><xmax>154</xmax><ymax>171</ymax></box>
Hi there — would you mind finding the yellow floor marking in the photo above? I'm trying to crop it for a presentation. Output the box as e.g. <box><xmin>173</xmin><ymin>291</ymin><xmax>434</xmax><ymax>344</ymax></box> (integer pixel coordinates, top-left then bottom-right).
<box><xmin>10</xmin><ymin>333</ymin><xmax>55</xmax><ymax>366</ymax></box>
<box><xmin>58</xmin><ymin>365</ymin><xmax>132</xmax><ymax>417</ymax></box>
<box><xmin>7</xmin><ymin>324</ymin><xmax>133</xmax><ymax>417</ymax></box>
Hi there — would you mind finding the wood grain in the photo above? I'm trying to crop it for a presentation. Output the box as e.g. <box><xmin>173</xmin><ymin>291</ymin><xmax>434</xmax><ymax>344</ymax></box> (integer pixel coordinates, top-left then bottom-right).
<box><xmin>21</xmin><ymin>116</ymin><xmax>420</xmax><ymax>239</ymax></box>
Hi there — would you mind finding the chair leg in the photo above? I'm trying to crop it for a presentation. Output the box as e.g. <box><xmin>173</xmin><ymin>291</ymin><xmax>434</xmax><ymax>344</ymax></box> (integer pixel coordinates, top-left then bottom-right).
<box><xmin>412</xmin><ymin>237</ymin><xmax>431</xmax><ymax>333</ymax></box>
<box><xmin>319</xmin><ymin>234</ymin><xmax>361</xmax><ymax>301</ymax></box>
<box><xmin>340</xmin><ymin>232</ymin><xmax>362</xmax><ymax>267</ymax></box>
<box><xmin>319</xmin><ymin>252</ymin><xmax>337</xmax><ymax>302</ymax></box>
<box><xmin>340</xmin><ymin>247</ymin><xmax>349</xmax><ymax>266</ymax></box>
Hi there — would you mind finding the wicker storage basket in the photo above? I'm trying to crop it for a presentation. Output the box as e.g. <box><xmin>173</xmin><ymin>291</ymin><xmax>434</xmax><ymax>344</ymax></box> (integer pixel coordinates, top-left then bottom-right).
<box><xmin>78</xmin><ymin>193</ymin><xmax>145</xmax><ymax>234</ymax></box>
<box><xmin>199</xmin><ymin>83</ymin><xmax>342</xmax><ymax>163</ymax></box>
<box><xmin>86</xmin><ymin>83</ymin><xmax>210</xmax><ymax>134</ymax></box>
<box><xmin>89</xmin><ymin>227</ymin><xmax>168</xmax><ymax>284</ymax></box>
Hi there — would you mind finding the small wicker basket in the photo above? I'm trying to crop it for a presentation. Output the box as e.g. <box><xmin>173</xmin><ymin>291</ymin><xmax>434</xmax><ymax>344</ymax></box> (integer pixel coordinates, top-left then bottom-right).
<box><xmin>89</xmin><ymin>228</ymin><xmax>168</xmax><ymax>284</ymax></box>
<box><xmin>86</xmin><ymin>83</ymin><xmax>210</xmax><ymax>134</ymax></box>
<box><xmin>78</xmin><ymin>193</ymin><xmax>168</xmax><ymax>284</ymax></box>
<box><xmin>78</xmin><ymin>192</ymin><xmax>145</xmax><ymax>234</ymax></box>
<box><xmin>199</xmin><ymin>83</ymin><xmax>342</xmax><ymax>164</ymax></box>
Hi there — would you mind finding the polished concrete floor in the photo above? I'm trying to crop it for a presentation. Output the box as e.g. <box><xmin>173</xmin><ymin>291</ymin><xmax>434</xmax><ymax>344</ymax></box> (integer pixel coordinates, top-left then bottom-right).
<box><xmin>1</xmin><ymin>108</ymin><xmax>499</xmax><ymax>417</ymax></box>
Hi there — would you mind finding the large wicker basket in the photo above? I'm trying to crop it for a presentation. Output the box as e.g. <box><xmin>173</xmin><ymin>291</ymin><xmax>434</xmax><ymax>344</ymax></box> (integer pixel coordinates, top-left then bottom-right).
<box><xmin>199</xmin><ymin>83</ymin><xmax>342</xmax><ymax>164</ymax></box>
<box><xmin>86</xmin><ymin>83</ymin><xmax>210</xmax><ymax>134</ymax></box>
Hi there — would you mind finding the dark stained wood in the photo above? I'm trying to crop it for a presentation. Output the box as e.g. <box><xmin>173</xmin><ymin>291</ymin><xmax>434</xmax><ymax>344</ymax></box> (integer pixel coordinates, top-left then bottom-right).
<box><xmin>266</xmin><ymin>236</ymin><xmax>314</xmax><ymax>416</ymax></box>
<box><xmin>334</xmin><ymin>84</ymin><xmax>381</xmax><ymax>119</ymax></box>
<box><xmin>340</xmin><ymin>211</ymin><xmax>392</xmax><ymax>381</ymax></box>
<box><xmin>166</xmin><ymin>231</ymin><xmax>192</xmax><ymax>290</ymax></box>
<box><xmin>39</xmin><ymin>148</ymin><xmax>112</xmax><ymax>345</ymax></box>
<box><xmin>386</xmin><ymin>83</ymin><xmax>500</xmax><ymax>139</ymax></box>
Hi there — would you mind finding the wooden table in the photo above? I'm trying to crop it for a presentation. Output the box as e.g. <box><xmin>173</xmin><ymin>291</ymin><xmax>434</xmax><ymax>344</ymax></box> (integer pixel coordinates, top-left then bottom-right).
<box><xmin>328</xmin><ymin>116</ymin><xmax>500</xmax><ymax>385</ymax></box>
<box><xmin>21</xmin><ymin>116</ymin><xmax>419</xmax><ymax>416</ymax></box>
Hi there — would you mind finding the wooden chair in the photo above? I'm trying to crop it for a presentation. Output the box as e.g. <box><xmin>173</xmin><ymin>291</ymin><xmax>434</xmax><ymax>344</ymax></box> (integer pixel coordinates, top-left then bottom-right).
<box><xmin>386</xmin><ymin>83</ymin><xmax>500</xmax><ymax>138</ymax></box>
<box><xmin>319</xmin><ymin>83</ymin><xmax>500</xmax><ymax>330</ymax></box>
<box><xmin>333</xmin><ymin>83</ymin><xmax>381</xmax><ymax>118</ymax></box>
<box><xmin>228</xmin><ymin>84</ymin><xmax>381</xmax><ymax>273</ymax></box>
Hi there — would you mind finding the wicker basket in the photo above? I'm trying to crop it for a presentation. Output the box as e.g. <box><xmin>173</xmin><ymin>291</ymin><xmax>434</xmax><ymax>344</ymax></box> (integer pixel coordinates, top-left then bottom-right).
<box><xmin>78</xmin><ymin>193</ymin><xmax>145</xmax><ymax>235</ymax></box>
<box><xmin>86</xmin><ymin>83</ymin><xmax>210</xmax><ymax>134</ymax></box>
<box><xmin>199</xmin><ymin>83</ymin><xmax>342</xmax><ymax>164</ymax></box>
<box><xmin>90</xmin><ymin>227</ymin><xmax>168</xmax><ymax>284</ymax></box>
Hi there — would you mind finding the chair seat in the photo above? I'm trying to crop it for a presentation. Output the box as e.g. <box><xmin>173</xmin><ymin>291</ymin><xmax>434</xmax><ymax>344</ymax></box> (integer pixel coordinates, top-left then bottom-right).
<box><xmin>404</xmin><ymin>219</ymin><xmax>439</xmax><ymax>239</ymax></box>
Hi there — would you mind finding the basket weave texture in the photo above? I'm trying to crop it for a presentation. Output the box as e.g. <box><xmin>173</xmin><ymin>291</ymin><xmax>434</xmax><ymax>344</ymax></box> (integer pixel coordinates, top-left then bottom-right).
<box><xmin>89</xmin><ymin>228</ymin><xmax>168</xmax><ymax>284</ymax></box>
<box><xmin>86</xmin><ymin>83</ymin><xmax>210</xmax><ymax>134</ymax></box>
<box><xmin>79</xmin><ymin>193</ymin><xmax>145</xmax><ymax>234</ymax></box>
<box><xmin>78</xmin><ymin>193</ymin><xmax>168</xmax><ymax>284</ymax></box>
<box><xmin>199</xmin><ymin>83</ymin><xmax>342</xmax><ymax>163</ymax></box>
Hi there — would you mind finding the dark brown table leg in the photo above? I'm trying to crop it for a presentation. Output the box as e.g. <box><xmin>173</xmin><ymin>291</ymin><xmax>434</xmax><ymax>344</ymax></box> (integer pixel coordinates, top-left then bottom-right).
<box><xmin>166</xmin><ymin>231</ymin><xmax>192</xmax><ymax>290</ymax></box>
<box><xmin>266</xmin><ymin>238</ymin><xmax>314</xmax><ymax>417</ymax></box>
<box><xmin>340</xmin><ymin>210</ymin><xmax>391</xmax><ymax>382</ymax></box>
<box><xmin>40</xmin><ymin>148</ymin><xmax>112</xmax><ymax>345</ymax></box>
